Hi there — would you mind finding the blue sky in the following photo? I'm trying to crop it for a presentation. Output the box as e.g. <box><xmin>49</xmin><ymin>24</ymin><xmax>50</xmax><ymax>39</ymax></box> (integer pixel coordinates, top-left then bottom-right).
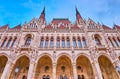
<box><xmin>0</xmin><ymin>0</ymin><xmax>120</xmax><ymax>28</ymax></box>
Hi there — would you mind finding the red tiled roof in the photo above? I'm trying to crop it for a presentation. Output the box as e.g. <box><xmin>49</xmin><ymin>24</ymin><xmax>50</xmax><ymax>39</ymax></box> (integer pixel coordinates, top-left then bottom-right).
<box><xmin>52</xmin><ymin>18</ymin><xmax>71</xmax><ymax>25</ymax></box>
<box><xmin>114</xmin><ymin>24</ymin><xmax>120</xmax><ymax>29</ymax></box>
<box><xmin>0</xmin><ymin>24</ymin><xmax>8</xmax><ymax>29</ymax></box>
<box><xmin>72</xmin><ymin>24</ymin><xmax>79</xmax><ymax>29</ymax></box>
<box><xmin>102</xmin><ymin>25</ymin><xmax>111</xmax><ymax>29</ymax></box>
<box><xmin>45</xmin><ymin>25</ymin><xmax>52</xmax><ymax>29</ymax></box>
<box><xmin>12</xmin><ymin>24</ymin><xmax>21</xmax><ymax>29</ymax></box>
<box><xmin>58</xmin><ymin>25</ymin><xmax>66</xmax><ymax>29</ymax></box>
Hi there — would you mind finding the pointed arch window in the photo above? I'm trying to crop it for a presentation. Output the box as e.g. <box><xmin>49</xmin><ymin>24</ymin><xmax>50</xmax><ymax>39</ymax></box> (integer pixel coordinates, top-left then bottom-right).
<box><xmin>78</xmin><ymin>75</ymin><xmax>81</xmax><ymax>79</ymax></box>
<box><xmin>46</xmin><ymin>75</ymin><xmax>50</xmax><ymax>79</ymax></box>
<box><xmin>50</xmin><ymin>37</ymin><xmax>54</xmax><ymax>48</ymax></box>
<box><xmin>78</xmin><ymin>37</ymin><xmax>82</xmax><ymax>48</ymax></box>
<box><xmin>11</xmin><ymin>38</ymin><xmax>17</xmax><ymax>47</ymax></box>
<box><xmin>25</xmin><ymin>37</ymin><xmax>31</xmax><ymax>45</ymax></box>
<box><xmin>63</xmin><ymin>76</ymin><xmax>67</xmax><ymax>79</ymax></box>
<box><xmin>108</xmin><ymin>37</ymin><xmax>114</xmax><ymax>47</ymax></box>
<box><xmin>57</xmin><ymin>37</ymin><xmax>60</xmax><ymax>48</ymax></box>
<box><xmin>45</xmin><ymin>37</ymin><xmax>49</xmax><ymax>48</ymax></box>
<box><xmin>117</xmin><ymin>37</ymin><xmax>120</xmax><ymax>44</ymax></box>
<box><xmin>73</xmin><ymin>37</ymin><xmax>77</xmax><ymax>48</ymax></box>
<box><xmin>60</xmin><ymin>75</ymin><xmax>63</xmax><ymax>79</ymax></box>
<box><xmin>6</xmin><ymin>38</ymin><xmax>12</xmax><ymax>47</ymax></box>
<box><xmin>113</xmin><ymin>38</ymin><xmax>119</xmax><ymax>47</ymax></box>
<box><xmin>82</xmin><ymin>38</ymin><xmax>87</xmax><ymax>47</ymax></box>
<box><xmin>1</xmin><ymin>38</ymin><xmax>7</xmax><ymax>47</ymax></box>
<box><xmin>62</xmin><ymin>37</ymin><xmax>65</xmax><ymax>48</ymax></box>
<box><xmin>40</xmin><ymin>37</ymin><xmax>44</xmax><ymax>48</ymax></box>
<box><xmin>22</xmin><ymin>75</ymin><xmax>27</xmax><ymax>79</ymax></box>
<box><xmin>67</xmin><ymin>37</ymin><xmax>70</xmax><ymax>48</ymax></box>
<box><xmin>43</xmin><ymin>75</ymin><xmax>46</xmax><ymax>79</ymax></box>
<box><xmin>95</xmin><ymin>36</ymin><xmax>101</xmax><ymax>45</ymax></box>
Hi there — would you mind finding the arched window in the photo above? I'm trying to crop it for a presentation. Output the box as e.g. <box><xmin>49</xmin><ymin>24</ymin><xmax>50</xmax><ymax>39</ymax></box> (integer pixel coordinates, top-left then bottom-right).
<box><xmin>11</xmin><ymin>38</ymin><xmax>17</xmax><ymax>47</ymax></box>
<box><xmin>81</xmin><ymin>75</ymin><xmax>84</xmax><ymax>79</ymax></box>
<box><xmin>22</xmin><ymin>75</ymin><xmax>26</xmax><ymax>79</ymax></box>
<box><xmin>1</xmin><ymin>38</ymin><xmax>7</xmax><ymax>47</ymax></box>
<box><xmin>82</xmin><ymin>38</ymin><xmax>87</xmax><ymax>47</ymax></box>
<box><xmin>6</xmin><ymin>38</ymin><xmax>12</xmax><ymax>47</ymax></box>
<box><xmin>43</xmin><ymin>75</ymin><xmax>46</xmax><ymax>79</ymax></box>
<box><xmin>62</xmin><ymin>37</ymin><xmax>65</xmax><ymax>48</ymax></box>
<box><xmin>60</xmin><ymin>75</ymin><xmax>63</xmax><ymax>79</ymax></box>
<box><xmin>108</xmin><ymin>37</ymin><xmax>114</xmax><ymax>47</ymax></box>
<box><xmin>63</xmin><ymin>76</ymin><xmax>67</xmax><ymax>79</ymax></box>
<box><xmin>78</xmin><ymin>75</ymin><xmax>81</xmax><ymax>79</ymax></box>
<box><xmin>50</xmin><ymin>37</ymin><xmax>54</xmax><ymax>48</ymax></box>
<box><xmin>78</xmin><ymin>37</ymin><xmax>82</xmax><ymax>48</ymax></box>
<box><xmin>40</xmin><ymin>37</ymin><xmax>44</xmax><ymax>48</ymax></box>
<box><xmin>25</xmin><ymin>37</ymin><xmax>31</xmax><ymax>45</ymax></box>
<box><xmin>117</xmin><ymin>37</ymin><xmax>120</xmax><ymax>44</ymax></box>
<box><xmin>95</xmin><ymin>36</ymin><xmax>101</xmax><ymax>45</ymax></box>
<box><xmin>45</xmin><ymin>37</ymin><xmax>49</xmax><ymax>48</ymax></box>
<box><xmin>46</xmin><ymin>75</ymin><xmax>50</xmax><ymax>79</ymax></box>
<box><xmin>73</xmin><ymin>37</ymin><xmax>77</xmax><ymax>48</ymax></box>
<box><xmin>113</xmin><ymin>38</ymin><xmax>119</xmax><ymax>47</ymax></box>
<box><xmin>67</xmin><ymin>37</ymin><xmax>70</xmax><ymax>48</ymax></box>
<box><xmin>57</xmin><ymin>37</ymin><xmax>60</xmax><ymax>48</ymax></box>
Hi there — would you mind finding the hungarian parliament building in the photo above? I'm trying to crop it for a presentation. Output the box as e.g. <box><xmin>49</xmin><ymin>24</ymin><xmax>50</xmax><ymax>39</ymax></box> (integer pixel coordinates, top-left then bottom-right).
<box><xmin>0</xmin><ymin>7</ymin><xmax>120</xmax><ymax>79</ymax></box>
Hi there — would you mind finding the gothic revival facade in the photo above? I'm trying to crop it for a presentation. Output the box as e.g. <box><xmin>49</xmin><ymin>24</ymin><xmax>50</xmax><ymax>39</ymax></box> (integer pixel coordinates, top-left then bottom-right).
<box><xmin>0</xmin><ymin>7</ymin><xmax>120</xmax><ymax>79</ymax></box>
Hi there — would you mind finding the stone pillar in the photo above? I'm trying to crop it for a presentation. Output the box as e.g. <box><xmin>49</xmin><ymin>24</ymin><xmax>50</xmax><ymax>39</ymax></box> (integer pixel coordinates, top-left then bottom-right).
<box><xmin>1</xmin><ymin>60</ymin><xmax>12</xmax><ymax>79</ymax></box>
<box><xmin>52</xmin><ymin>63</ymin><xmax>56</xmax><ymax>79</ymax></box>
<box><xmin>27</xmin><ymin>61</ymin><xmax>35</xmax><ymax>79</ymax></box>
<box><xmin>94</xmin><ymin>61</ymin><xmax>103</xmax><ymax>79</ymax></box>
<box><xmin>72</xmin><ymin>63</ymin><xmax>77</xmax><ymax>79</ymax></box>
<box><xmin>70</xmin><ymin>31</ymin><xmax>73</xmax><ymax>50</ymax></box>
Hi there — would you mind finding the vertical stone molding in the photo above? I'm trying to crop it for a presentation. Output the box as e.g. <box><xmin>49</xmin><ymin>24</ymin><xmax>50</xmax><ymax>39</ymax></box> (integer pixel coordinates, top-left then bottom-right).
<box><xmin>1</xmin><ymin>60</ymin><xmax>12</xmax><ymax>79</ymax></box>
<box><xmin>27</xmin><ymin>61</ymin><xmax>35</xmax><ymax>79</ymax></box>
<box><xmin>94</xmin><ymin>61</ymin><xmax>103</xmax><ymax>79</ymax></box>
<box><xmin>52</xmin><ymin>63</ymin><xmax>56</xmax><ymax>79</ymax></box>
<box><xmin>72</xmin><ymin>63</ymin><xmax>77</xmax><ymax>79</ymax></box>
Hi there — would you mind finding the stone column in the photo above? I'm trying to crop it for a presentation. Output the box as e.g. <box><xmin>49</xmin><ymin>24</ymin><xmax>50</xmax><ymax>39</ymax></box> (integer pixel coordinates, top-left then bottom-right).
<box><xmin>52</xmin><ymin>63</ymin><xmax>56</xmax><ymax>79</ymax></box>
<box><xmin>1</xmin><ymin>60</ymin><xmax>12</xmax><ymax>79</ymax></box>
<box><xmin>54</xmin><ymin>31</ymin><xmax>56</xmax><ymax>49</ymax></box>
<box><xmin>94</xmin><ymin>61</ymin><xmax>103</xmax><ymax>79</ymax></box>
<box><xmin>27</xmin><ymin>61</ymin><xmax>35</xmax><ymax>79</ymax></box>
<box><xmin>70</xmin><ymin>31</ymin><xmax>73</xmax><ymax>50</ymax></box>
<box><xmin>72</xmin><ymin>63</ymin><xmax>77</xmax><ymax>79</ymax></box>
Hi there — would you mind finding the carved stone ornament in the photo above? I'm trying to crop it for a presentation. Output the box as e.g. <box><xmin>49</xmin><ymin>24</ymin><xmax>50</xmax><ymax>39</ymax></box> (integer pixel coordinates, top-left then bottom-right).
<box><xmin>53</xmin><ymin>52</ymin><xmax>56</xmax><ymax>61</ymax></box>
<box><xmin>30</xmin><ymin>50</ymin><xmax>38</xmax><ymax>63</ymax></box>
<box><xmin>10</xmin><ymin>49</ymin><xmax>17</xmax><ymax>60</ymax></box>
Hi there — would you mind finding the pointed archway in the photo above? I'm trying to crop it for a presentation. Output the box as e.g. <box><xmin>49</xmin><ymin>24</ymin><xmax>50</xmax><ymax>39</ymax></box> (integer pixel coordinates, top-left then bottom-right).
<box><xmin>76</xmin><ymin>55</ymin><xmax>94</xmax><ymax>79</ymax></box>
<box><xmin>34</xmin><ymin>55</ymin><xmax>52</xmax><ymax>79</ymax></box>
<box><xmin>0</xmin><ymin>56</ymin><xmax>8</xmax><ymax>78</ymax></box>
<box><xmin>57</xmin><ymin>55</ymin><xmax>73</xmax><ymax>79</ymax></box>
<box><xmin>9</xmin><ymin>56</ymin><xmax>30</xmax><ymax>79</ymax></box>
<box><xmin>98</xmin><ymin>55</ymin><xmax>119</xmax><ymax>79</ymax></box>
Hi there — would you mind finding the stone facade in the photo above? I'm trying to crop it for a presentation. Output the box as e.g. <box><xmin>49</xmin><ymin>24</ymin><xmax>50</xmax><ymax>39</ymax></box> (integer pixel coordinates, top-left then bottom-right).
<box><xmin>0</xmin><ymin>8</ymin><xmax>120</xmax><ymax>79</ymax></box>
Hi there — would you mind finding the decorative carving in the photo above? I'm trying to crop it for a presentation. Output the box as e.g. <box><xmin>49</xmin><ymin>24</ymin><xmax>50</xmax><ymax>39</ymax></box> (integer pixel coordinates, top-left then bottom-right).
<box><xmin>53</xmin><ymin>52</ymin><xmax>56</xmax><ymax>61</ymax></box>
<box><xmin>10</xmin><ymin>49</ymin><xmax>19</xmax><ymax>61</ymax></box>
<box><xmin>109</xmin><ymin>48</ymin><xmax>116</xmax><ymax>60</ymax></box>
<box><xmin>89</xmin><ymin>46</ymin><xmax>98</xmax><ymax>63</ymax></box>
<box><xmin>30</xmin><ymin>49</ymin><xmax>38</xmax><ymax>63</ymax></box>
<box><xmin>72</xmin><ymin>53</ymin><xmax>75</xmax><ymax>61</ymax></box>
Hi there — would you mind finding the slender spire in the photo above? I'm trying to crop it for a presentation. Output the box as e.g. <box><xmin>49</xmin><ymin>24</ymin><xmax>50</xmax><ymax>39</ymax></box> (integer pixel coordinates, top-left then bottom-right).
<box><xmin>39</xmin><ymin>6</ymin><xmax>45</xmax><ymax>20</ymax></box>
<box><xmin>75</xmin><ymin>6</ymin><xmax>82</xmax><ymax>20</ymax></box>
<box><xmin>41</xmin><ymin>6</ymin><xmax>45</xmax><ymax>14</ymax></box>
<box><xmin>76</xmin><ymin>6</ymin><xmax>79</xmax><ymax>15</ymax></box>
